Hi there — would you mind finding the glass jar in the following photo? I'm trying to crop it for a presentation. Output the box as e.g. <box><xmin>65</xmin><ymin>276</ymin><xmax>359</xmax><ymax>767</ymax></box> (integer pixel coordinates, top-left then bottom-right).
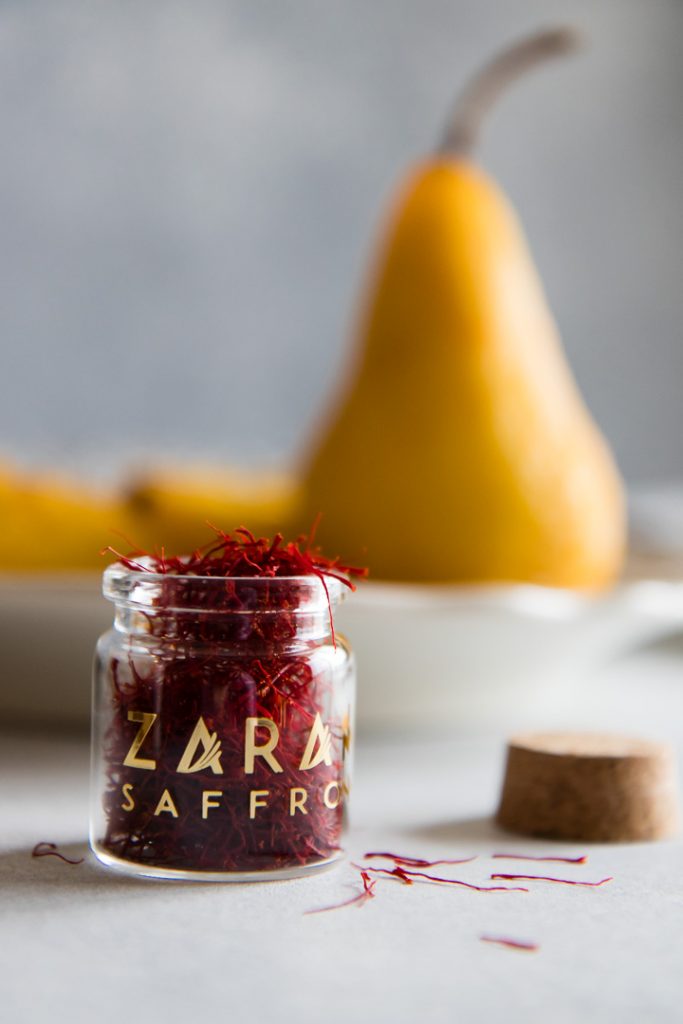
<box><xmin>90</xmin><ymin>563</ymin><xmax>355</xmax><ymax>881</ymax></box>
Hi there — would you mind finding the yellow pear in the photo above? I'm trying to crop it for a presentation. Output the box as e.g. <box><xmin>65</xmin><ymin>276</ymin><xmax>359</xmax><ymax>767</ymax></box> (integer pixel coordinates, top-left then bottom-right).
<box><xmin>299</xmin><ymin>29</ymin><xmax>625</xmax><ymax>588</ymax></box>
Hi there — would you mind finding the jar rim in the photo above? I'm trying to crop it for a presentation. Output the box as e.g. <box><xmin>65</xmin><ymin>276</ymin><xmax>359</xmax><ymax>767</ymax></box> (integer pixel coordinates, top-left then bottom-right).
<box><xmin>103</xmin><ymin>560</ymin><xmax>349</xmax><ymax>613</ymax></box>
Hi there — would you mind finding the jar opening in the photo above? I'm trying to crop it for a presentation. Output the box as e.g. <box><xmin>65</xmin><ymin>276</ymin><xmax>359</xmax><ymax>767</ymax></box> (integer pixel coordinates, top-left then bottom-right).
<box><xmin>102</xmin><ymin>561</ymin><xmax>350</xmax><ymax>645</ymax></box>
<box><xmin>103</xmin><ymin>561</ymin><xmax>348</xmax><ymax>615</ymax></box>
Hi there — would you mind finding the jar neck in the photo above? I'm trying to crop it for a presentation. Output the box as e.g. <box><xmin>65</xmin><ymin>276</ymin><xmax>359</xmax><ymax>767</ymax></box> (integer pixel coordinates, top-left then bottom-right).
<box><xmin>104</xmin><ymin>565</ymin><xmax>345</xmax><ymax>646</ymax></box>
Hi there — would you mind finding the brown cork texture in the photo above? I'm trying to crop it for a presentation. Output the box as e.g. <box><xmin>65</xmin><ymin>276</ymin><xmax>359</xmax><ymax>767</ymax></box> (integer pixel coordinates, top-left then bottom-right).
<box><xmin>496</xmin><ymin>732</ymin><xmax>681</xmax><ymax>842</ymax></box>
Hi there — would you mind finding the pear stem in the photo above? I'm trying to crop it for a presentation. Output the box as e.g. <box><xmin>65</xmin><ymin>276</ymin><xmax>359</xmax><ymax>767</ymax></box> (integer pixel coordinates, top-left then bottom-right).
<box><xmin>439</xmin><ymin>27</ymin><xmax>583</xmax><ymax>157</ymax></box>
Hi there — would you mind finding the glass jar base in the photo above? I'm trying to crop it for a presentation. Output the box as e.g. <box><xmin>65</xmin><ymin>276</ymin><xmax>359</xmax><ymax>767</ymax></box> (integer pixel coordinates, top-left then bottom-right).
<box><xmin>91</xmin><ymin>841</ymin><xmax>343</xmax><ymax>882</ymax></box>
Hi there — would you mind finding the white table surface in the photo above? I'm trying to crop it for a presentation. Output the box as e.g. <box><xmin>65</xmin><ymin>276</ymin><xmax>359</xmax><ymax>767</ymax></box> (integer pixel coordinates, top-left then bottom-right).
<box><xmin>2</xmin><ymin>639</ymin><xmax>683</xmax><ymax>1024</ymax></box>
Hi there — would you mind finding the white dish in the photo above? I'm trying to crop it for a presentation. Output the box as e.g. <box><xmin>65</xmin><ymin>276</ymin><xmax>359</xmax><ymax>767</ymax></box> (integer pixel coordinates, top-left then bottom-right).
<box><xmin>337</xmin><ymin>573</ymin><xmax>683</xmax><ymax>731</ymax></box>
<box><xmin>1</xmin><ymin>566</ymin><xmax>682</xmax><ymax>732</ymax></box>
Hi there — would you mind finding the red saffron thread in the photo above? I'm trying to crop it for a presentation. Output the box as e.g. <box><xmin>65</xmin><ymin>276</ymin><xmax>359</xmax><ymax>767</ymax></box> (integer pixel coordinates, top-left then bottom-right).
<box><xmin>481</xmin><ymin>935</ymin><xmax>539</xmax><ymax>952</ymax></box>
<box><xmin>491</xmin><ymin>873</ymin><xmax>612</xmax><ymax>887</ymax></box>
<box><xmin>97</xmin><ymin>527</ymin><xmax>366</xmax><ymax>874</ymax></box>
<box><xmin>492</xmin><ymin>852</ymin><xmax>587</xmax><ymax>864</ymax></box>
<box><xmin>305</xmin><ymin>870</ymin><xmax>377</xmax><ymax>914</ymax></box>
<box><xmin>32</xmin><ymin>842</ymin><xmax>84</xmax><ymax>865</ymax></box>
<box><xmin>365</xmin><ymin>866</ymin><xmax>528</xmax><ymax>892</ymax></box>
<box><xmin>364</xmin><ymin>850</ymin><xmax>477</xmax><ymax>868</ymax></box>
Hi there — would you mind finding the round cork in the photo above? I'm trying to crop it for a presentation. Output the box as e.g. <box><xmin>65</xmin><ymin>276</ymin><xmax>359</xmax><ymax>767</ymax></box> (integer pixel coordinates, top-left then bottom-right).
<box><xmin>496</xmin><ymin>732</ymin><xmax>680</xmax><ymax>842</ymax></box>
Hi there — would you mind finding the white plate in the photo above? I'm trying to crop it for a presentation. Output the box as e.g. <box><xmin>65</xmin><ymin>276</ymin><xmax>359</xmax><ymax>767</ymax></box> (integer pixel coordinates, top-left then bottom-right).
<box><xmin>337</xmin><ymin>573</ymin><xmax>683</xmax><ymax>731</ymax></box>
<box><xmin>1</xmin><ymin>566</ymin><xmax>682</xmax><ymax>732</ymax></box>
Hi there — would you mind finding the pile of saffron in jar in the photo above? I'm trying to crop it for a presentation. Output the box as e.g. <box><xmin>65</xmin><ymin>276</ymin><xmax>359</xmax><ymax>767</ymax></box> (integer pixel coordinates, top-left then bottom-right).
<box><xmin>90</xmin><ymin>527</ymin><xmax>365</xmax><ymax>881</ymax></box>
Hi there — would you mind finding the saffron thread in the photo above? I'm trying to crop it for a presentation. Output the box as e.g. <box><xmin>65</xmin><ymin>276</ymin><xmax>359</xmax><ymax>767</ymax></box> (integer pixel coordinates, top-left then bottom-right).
<box><xmin>305</xmin><ymin>870</ymin><xmax>376</xmax><ymax>914</ymax></box>
<box><xmin>364</xmin><ymin>850</ymin><xmax>477</xmax><ymax>868</ymax></box>
<box><xmin>365</xmin><ymin>865</ymin><xmax>528</xmax><ymax>892</ymax></box>
<box><xmin>481</xmin><ymin>935</ymin><xmax>539</xmax><ymax>952</ymax></box>
<box><xmin>491</xmin><ymin>873</ymin><xmax>612</xmax><ymax>887</ymax></box>
<box><xmin>32</xmin><ymin>842</ymin><xmax>84</xmax><ymax>865</ymax></box>
<box><xmin>492</xmin><ymin>852</ymin><xmax>587</xmax><ymax>864</ymax></box>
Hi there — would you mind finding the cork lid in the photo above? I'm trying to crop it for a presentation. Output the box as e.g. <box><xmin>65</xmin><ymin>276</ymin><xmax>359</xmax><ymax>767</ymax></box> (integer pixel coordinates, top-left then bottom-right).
<box><xmin>496</xmin><ymin>731</ymin><xmax>681</xmax><ymax>842</ymax></box>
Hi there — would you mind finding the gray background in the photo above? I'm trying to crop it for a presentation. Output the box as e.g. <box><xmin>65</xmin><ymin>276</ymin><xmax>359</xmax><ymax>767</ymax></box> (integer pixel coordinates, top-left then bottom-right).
<box><xmin>0</xmin><ymin>0</ymin><xmax>681</xmax><ymax>483</ymax></box>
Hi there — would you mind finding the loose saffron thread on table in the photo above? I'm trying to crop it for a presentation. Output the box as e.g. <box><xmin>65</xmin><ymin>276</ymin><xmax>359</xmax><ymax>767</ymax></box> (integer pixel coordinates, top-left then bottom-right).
<box><xmin>305</xmin><ymin>870</ymin><xmax>376</xmax><ymax>914</ymax></box>
<box><xmin>490</xmin><ymin>873</ymin><xmax>612</xmax><ymax>887</ymax></box>
<box><xmin>364</xmin><ymin>850</ymin><xmax>477</xmax><ymax>868</ymax></box>
<box><xmin>32</xmin><ymin>842</ymin><xmax>84</xmax><ymax>865</ymax></box>
<box><xmin>481</xmin><ymin>935</ymin><xmax>539</xmax><ymax>952</ymax></box>
<box><xmin>492</xmin><ymin>852</ymin><xmax>587</xmax><ymax>864</ymax></box>
<box><xmin>304</xmin><ymin>851</ymin><xmax>613</xmax><ymax>917</ymax></box>
<box><xmin>364</xmin><ymin>865</ymin><xmax>528</xmax><ymax>892</ymax></box>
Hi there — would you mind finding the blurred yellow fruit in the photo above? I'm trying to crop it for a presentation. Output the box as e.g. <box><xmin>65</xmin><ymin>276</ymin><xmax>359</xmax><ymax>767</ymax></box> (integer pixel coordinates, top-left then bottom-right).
<box><xmin>0</xmin><ymin>464</ymin><xmax>303</xmax><ymax>572</ymax></box>
<box><xmin>0</xmin><ymin>472</ymin><xmax>134</xmax><ymax>572</ymax></box>
<box><xmin>124</xmin><ymin>466</ymin><xmax>303</xmax><ymax>555</ymax></box>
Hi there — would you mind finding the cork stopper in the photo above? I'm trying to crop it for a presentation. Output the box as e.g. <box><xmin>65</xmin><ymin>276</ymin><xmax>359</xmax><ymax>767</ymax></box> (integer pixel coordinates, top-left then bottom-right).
<box><xmin>497</xmin><ymin>732</ymin><xmax>681</xmax><ymax>842</ymax></box>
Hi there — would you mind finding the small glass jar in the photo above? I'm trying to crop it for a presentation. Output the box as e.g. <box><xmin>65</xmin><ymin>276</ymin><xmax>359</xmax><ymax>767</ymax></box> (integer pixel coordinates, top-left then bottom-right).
<box><xmin>90</xmin><ymin>563</ymin><xmax>355</xmax><ymax>881</ymax></box>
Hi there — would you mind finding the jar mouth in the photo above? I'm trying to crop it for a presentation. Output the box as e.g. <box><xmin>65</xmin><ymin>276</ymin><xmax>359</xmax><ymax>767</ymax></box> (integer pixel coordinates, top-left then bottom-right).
<box><xmin>103</xmin><ymin>560</ymin><xmax>348</xmax><ymax>615</ymax></box>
